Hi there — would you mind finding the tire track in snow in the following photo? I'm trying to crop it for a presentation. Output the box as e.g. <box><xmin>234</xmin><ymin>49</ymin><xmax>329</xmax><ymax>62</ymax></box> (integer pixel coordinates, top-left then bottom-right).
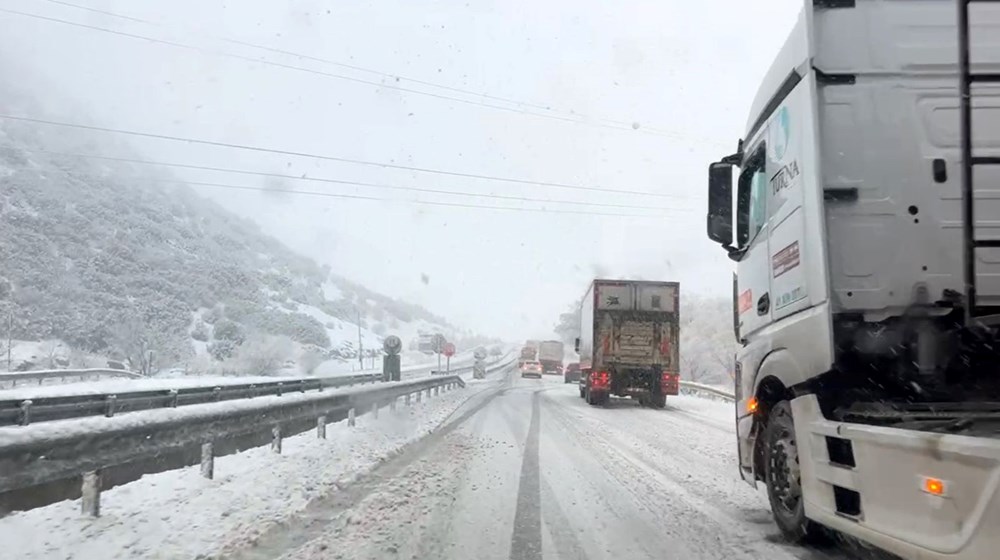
<box><xmin>508</xmin><ymin>390</ymin><xmax>542</xmax><ymax>560</ymax></box>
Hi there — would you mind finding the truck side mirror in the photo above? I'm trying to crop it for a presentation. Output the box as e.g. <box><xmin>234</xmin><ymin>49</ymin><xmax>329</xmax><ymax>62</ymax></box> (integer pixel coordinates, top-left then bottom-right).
<box><xmin>574</xmin><ymin>337</ymin><xmax>580</xmax><ymax>354</ymax></box>
<box><xmin>707</xmin><ymin>162</ymin><xmax>734</xmax><ymax>247</ymax></box>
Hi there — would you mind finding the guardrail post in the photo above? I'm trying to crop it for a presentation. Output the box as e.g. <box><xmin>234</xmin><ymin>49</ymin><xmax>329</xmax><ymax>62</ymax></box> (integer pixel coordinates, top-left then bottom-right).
<box><xmin>405</xmin><ymin>393</ymin><xmax>411</xmax><ymax>406</ymax></box>
<box><xmin>169</xmin><ymin>389</ymin><xmax>179</xmax><ymax>408</ymax></box>
<box><xmin>276</xmin><ymin>382</ymin><xmax>283</xmax><ymax>397</ymax></box>
<box><xmin>104</xmin><ymin>395</ymin><xmax>117</xmax><ymax>418</ymax></box>
<box><xmin>213</xmin><ymin>387</ymin><xmax>222</xmax><ymax>401</ymax></box>
<box><xmin>390</xmin><ymin>398</ymin><xmax>397</xmax><ymax>412</ymax></box>
<box><xmin>81</xmin><ymin>471</ymin><xmax>101</xmax><ymax>517</ymax></box>
<box><xmin>271</xmin><ymin>426</ymin><xmax>282</xmax><ymax>454</ymax></box>
<box><xmin>348</xmin><ymin>407</ymin><xmax>356</xmax><ymax>427</ymax></box>
<box><xmin>18</xmin><ymin>400</ymin><xmax>32</xmax><ymax>426</ymax></box>
<box><xmin>372</xmin><ymin>402</ymin><xmax>379</xmax><ymax>419</ymax></box>
<box><xmin>249</xmin><ymin>384</ymin><xmax>257</xmax><ymax>398</ymax></box>
<box><xmin>317</xmin><ymin>416</ymin><xmax>327</xmax><ymax>439</ymax></box>
<box><xmin>201</xmin><ymin>443</ymin><xmax>214</xmax><ymax>479</ymax></box>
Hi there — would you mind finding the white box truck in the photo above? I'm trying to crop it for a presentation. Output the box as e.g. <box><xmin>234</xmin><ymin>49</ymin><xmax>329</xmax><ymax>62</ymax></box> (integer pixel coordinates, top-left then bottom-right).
<box><xmin>575</xmin><ymin>279</ymin><xmax>680</xmax><ymax>408</ymax></box>
<box><xmin>705</xmin><ymin>2</ymin><xmax>1000</xmax><ymax>559</ymax></box>
<box><xmin>538</xmin><ymin>340</ymin><xmax>565</xmax><ymax>375</ymax></box>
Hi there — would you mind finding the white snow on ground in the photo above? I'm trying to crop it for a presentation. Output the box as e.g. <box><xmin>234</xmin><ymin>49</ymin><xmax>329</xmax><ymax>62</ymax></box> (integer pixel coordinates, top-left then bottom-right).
<box><xmin>288</xmin><ymin>302</ymin><xmax>385</xmax><ymax>353</ymax></box>
<box><xmin>320</xmin><ymin>280</ymin><xmax>343</xmax><ymax>302</ymax></box>
<box><xmin>0</xmin><ymin>375</ymin><xmax>506</xmax><ymax>560</ymax></box>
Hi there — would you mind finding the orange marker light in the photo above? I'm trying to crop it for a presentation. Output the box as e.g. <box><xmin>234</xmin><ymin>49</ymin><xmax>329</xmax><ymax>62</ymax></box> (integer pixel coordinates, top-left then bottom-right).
<box><xmin>747</xmin><ymin>396</ymin><xmax>759</xmax><ymax>414</ymax></box>
<box><xmin>922</xmin><ymin>477</ymin><xmax>946</xmax><ymax>496</ymax></box>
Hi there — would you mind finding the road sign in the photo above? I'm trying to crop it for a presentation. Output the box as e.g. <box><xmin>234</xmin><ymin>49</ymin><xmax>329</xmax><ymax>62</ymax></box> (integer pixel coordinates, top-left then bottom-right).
<box><xmin>383</xmin><ymin>335</ymin><xmax>402</xmax><ymax>356</ymax></box>
<box><xmin>443</xmin><ymin>342</ymin><xmax>456</xmax><ymax>358</ymax></box>
<box><xmin>432</xmin><ymin>333</ymin><xmax>446</xmax><ymax>354</ymax></box>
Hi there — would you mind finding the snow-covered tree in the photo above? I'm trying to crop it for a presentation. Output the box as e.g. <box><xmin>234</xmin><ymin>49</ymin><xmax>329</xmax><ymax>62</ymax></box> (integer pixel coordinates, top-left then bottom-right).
<box><xmin>234</xmin><ymin>334</ymin><xmax>293</xmax><ymax>376</ymax></box>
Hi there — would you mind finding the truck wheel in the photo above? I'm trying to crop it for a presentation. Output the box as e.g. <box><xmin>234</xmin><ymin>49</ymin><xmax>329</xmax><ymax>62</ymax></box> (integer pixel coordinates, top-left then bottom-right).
<box><xmin>763</xmin><ymin>400</ymin><xmax>825</xmax><ymax>543</ymax></box>
<box><xmin>649</xmin><ymin>393</ymin><xmax>666</xmax><ymax>409</ymax></box>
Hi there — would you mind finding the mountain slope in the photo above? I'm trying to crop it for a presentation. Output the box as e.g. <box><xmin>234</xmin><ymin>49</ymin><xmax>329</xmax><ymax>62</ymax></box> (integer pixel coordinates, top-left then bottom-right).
<box><xmin>0</xmin><ymin>120</ymin><xmax>470</xmax><ymax>373</ymax></box>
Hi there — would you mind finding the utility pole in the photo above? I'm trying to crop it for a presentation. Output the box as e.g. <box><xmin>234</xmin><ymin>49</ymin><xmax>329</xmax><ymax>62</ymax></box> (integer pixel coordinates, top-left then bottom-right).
<box><xmin>6</xmin><ymin>307</ymin><xmax>12</xmax><ymax>372</ymax></box>
<box><xmin>357</xmin><ymin>309</ymin><xmax>364</xmax><ymax>371</ymax></box>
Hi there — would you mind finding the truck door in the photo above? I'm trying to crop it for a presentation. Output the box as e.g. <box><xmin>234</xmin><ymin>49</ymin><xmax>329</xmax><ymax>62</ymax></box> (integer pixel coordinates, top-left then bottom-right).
<box><xmin>736</xmin><ymin>143</ymin><xmax>773</xmax><ymax>338</ymax></box>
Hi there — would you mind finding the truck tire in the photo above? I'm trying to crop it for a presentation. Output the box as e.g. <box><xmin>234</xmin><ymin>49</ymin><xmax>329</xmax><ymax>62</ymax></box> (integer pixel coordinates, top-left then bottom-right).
<box><xmin>763</xmin><ymin>400</ymin><xmax>826</xmax><ymax>543</ymax></box>
<box><xmin>649</xmin><ymin>393</ymin><xmax>666</xmax><ymax>409</ymax></box>
<box><xmin>586</xmin><ymin>388</ymin><xmax>605</xmax><ymax>406</ymax></box>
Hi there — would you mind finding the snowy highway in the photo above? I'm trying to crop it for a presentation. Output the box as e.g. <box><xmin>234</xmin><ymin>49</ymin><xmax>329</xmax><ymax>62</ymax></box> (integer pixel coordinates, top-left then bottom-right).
<box><xmin>229</xmin><ymin>372</ymin><xmax>885</xmax><ymax>560</ymax></box>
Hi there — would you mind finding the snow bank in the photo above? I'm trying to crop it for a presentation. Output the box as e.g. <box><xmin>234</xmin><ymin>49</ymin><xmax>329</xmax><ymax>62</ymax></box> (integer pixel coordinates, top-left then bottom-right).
<box><xmin>0</xmin><ymin>376</ymin><xmax>504</xmax><ymax>560</ymax></box>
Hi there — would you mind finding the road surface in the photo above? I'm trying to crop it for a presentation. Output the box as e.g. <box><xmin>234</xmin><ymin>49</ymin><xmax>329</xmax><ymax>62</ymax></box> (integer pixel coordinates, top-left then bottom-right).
<box><xmin>228</xmin><ymin>372</ymin><xmax>889</xmax><ymax>560</ymax></box>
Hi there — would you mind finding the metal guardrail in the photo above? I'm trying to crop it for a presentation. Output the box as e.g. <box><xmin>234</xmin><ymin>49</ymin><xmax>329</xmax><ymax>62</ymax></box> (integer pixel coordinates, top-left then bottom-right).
<box><xmin>0</xmin><ymin>358</ymin><xmax>516</xmax><ymax>516</ymax></box>
<box><xmin>0</xmin><ymin>372</ymin><xmax>383</xmax><ymax>427</ymax></box>
<box><xmin>678</xmin><ymin>380</ymin><xmax>735</xmax><ymax>402</ymax></box>
<box><xmin>0</xmin><ymin>368</ymin><xmax>143</xmax><ymax>388</ymax></box>
<box><xmin>0</xmin><ymin>354</ymin><xmax>514</xmax><ymax>428</ymax></box>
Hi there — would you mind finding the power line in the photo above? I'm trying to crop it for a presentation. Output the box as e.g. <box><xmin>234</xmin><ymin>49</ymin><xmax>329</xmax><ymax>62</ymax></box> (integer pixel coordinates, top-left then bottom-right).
<box><xmin>42</xmin><ymin>149</ymin><xmax>693</xmax><ymax>211</ymax></box>
<box><xmin>36</xmin><ymin>0</ymin><xmax>681</xmax><ymax>138</ymax></box>
<box><xmin>5</xmin><ymin>6</ymin><xmax>678</xmax><ymax>139</ymax></box>
<box><xmin>40</xmin><ymin>0</ymin><xmax>144</xmax><ymax>22</ymax></box>
<box><xmin>0</xmin><ymin>113</ymin><xmax>680</xmax><ymax>198</ymax></box>
<box><xmin>139</xmin><ymin>177</ymin><xmax>668</xmax><ymax>219</ymax></box>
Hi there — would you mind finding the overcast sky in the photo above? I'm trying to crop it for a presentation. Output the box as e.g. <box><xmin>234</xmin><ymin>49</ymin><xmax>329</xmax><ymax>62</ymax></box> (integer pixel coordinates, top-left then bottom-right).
<box><xmin>0</xmin><ymin>0</ymin><xmax>801</xmax><ymax>340</ymax></box>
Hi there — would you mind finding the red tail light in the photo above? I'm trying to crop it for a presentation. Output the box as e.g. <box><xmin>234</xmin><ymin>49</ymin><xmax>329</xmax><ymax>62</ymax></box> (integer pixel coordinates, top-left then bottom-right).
<box><xmin>661</xmin><ymin>372</ymin><xmax>677</xmax><ymax>385</ymax></box>
<box><xmin>590</xmin><ymin>370</ymin><xmax>610</xmax><ymax>389</ymax></box>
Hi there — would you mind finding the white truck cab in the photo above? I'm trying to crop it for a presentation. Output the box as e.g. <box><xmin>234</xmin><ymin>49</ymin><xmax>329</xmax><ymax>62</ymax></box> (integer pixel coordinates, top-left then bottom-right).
<box><xmin>705</xmin><ymin>2</ymin><xmax>1000</xmax><ymax>558</ymax></box>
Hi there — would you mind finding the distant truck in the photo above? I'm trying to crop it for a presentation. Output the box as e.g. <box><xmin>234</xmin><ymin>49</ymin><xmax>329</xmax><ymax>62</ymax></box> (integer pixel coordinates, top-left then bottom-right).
<box><xmin>576</xmin><ymin>279</ymin><xmax>679</xmax><ymax>408</ymax></box>
<box><xmin>417</xmin><ymin>334</ymin><xmax>436</xmax><ymax>355</ymax></box>
<box><xmin>537</xmin><ymin>340</ymin><xmax>564</xmax><ymax>375</ymax></box>
<box><xmin>518</xmin><ymin>341</ymin><xmax>539</xmax><ymax>365</ymax></box>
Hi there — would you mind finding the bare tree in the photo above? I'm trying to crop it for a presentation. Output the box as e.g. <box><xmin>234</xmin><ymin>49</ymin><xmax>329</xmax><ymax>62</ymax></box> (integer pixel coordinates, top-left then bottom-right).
<box><xmin>298</xmin><ymin>347</ymin><xmax>325</xmax><ymax>375</ymax></box>
<box><xmin>37</xmin><ymin>340</ymin><xmax>61</xmax><ymax>369</ymax></box>
<box><xmin>553</xmin><ymin>299</ymin><xmax>582</xmax><ymax>345</ymax></box>
<box><xmin>68</xmin><ymin>347</ymin><xmax>89</xmax><ymax>369</ymax></box>
<box><xmin>235</xmin><ymin>334</ymin><xmax>293</xmax><ymax>376</ymax></box>
<box><xmin>680</xmin><ymin>352</ymin><xmax>707</xmax><ymax>383</ymax></box>
<box><xmin>111</xmin><ymin>317</ymin><xmax>172</xmax><ymax>376</ymax></box>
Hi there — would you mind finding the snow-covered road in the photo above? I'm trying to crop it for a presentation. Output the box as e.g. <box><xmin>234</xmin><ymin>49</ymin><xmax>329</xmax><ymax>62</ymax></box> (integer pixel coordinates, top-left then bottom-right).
<box><xmin>231</xmin><ymin>374</ymin><xmax>883</xmax><ymax>560</ymax></box>
<box><xmin>1</xmin><ymin>369</ymin><xmax>891</xmax><ymax>560</ymax></box>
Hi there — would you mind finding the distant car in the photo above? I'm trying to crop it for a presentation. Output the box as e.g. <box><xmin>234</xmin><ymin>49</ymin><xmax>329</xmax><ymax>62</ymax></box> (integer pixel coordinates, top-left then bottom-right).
<box><xmin>520</xmin><ymin>360</ymin><xmax>543</xmax><ymax>379</ymax></box>
<box><xmin>563</xmin><ymin>362</ymin><xmax>581</xmax><ymax>384</ymax></box>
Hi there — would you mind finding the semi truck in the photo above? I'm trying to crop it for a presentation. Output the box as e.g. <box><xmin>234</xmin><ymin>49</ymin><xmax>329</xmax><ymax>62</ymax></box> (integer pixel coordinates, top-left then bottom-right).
<box><xmin>704</xmin><ymin>2</ymin><xmax>1000</xmax><ymax>559</ymax></box>
<box><xmin>575</xmin><ymin>279</ymin><xmax>679</xmax><ymax>408</ymax></box>
<box><xmin>538</xmin><ymin>340</ymin><xmax>565</xmax><ymax>375</ymax></box>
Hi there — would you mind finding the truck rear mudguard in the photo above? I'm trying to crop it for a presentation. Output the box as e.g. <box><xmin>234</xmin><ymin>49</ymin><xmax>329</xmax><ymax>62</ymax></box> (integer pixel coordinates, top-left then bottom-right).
<box><xmin>793</xmin><ymin>395</ymin><xmax>1000</xmax><ymax>559</ymax></box>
